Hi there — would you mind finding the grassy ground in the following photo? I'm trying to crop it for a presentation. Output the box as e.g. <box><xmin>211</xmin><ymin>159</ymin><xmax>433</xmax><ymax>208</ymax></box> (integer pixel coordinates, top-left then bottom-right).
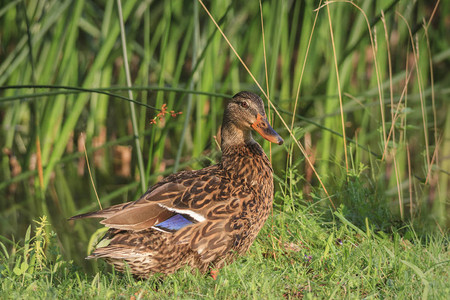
<box><xmin>1</xmin><ymin>186</ymin><xmax>449</xmax><ymax>299</ymax></box>
<box><xmin>1</xmin><ymin>0</ymin><xmax>449</xmax><ymax>298</ymax></box>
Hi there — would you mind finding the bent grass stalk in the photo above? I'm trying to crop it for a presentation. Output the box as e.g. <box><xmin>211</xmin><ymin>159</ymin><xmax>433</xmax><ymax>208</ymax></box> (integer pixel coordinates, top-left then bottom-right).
<box><xmin>81</xmin><ymin>133</ymin><xmax>102</xmax><ymax>210</ymax></box>
<box><xmin>117</xmin><ymin>0</ymin><xmax>146</xmax><ymax>193</ymax></box>
<box><xmin>259</xmin><ymin>0</ymin><xmax>272</xmax><ymax>163</ymax></box>
<box><xmin>326</xmin><ymin>4</ymin><xmax>348</xmax><ymax>173</ymax></box>
<box><xmin>316</xmin><ymin>1</ymin><xmax>387</xmax><ymax>152</ymax></box>
<box><xmin>381</xmin><ymin>10</ymin><xmax>403</xmax><ymax>219</ymax></box>
<box><xmin>197</xmin><ymin>0</ymin><xmax>334</xmax><ymax>208</ymax></box>
<box><xmin>396</xmin><ymin>12</ymin><xmax>431</xmax><ymax>181</ymax></box>
<box><xmin>423</xmin><ymin>22</ymin><xmax>438</xmax><ymax>184</ymax></box>
<box><xmin>290</xmin><ymin>0</ymin><xmax>323</xmax><ymax>132</ymax></box>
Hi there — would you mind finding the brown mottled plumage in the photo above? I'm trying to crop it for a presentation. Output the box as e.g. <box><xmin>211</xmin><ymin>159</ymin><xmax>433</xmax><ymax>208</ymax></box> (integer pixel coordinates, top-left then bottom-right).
<box><xmin>70</xmin><ymin>91</ymin><xmax>283</xmax><ymax>278</ymax></box>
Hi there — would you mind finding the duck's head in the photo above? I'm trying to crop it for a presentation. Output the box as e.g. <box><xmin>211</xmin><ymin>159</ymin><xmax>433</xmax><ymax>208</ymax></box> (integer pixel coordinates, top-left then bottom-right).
<box><xmin>221</xmin><ymin>91</ymin><xmax>284</xmax><ymax>148</ymax></box>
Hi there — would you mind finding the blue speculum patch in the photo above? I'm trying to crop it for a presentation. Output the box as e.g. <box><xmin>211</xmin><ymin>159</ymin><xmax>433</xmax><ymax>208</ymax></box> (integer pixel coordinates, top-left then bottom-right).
<box><xmin>154</xmin><ymin>214</ymin><xmax>194</xmax><ymax>232</ymax></box>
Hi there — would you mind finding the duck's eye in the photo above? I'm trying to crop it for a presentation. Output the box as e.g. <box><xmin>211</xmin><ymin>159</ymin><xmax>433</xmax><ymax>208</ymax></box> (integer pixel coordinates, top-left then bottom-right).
<box><xmin>240</xmin><ymin>101</ymin><xmax>249</xmax><ymax>108</ymax></box>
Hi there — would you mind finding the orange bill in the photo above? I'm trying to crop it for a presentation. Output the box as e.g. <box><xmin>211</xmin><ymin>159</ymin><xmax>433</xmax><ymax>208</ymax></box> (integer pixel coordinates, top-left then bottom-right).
<box><xmin>251</xmin><ymin>114</ymin><xmax>284</xmax><ymax>145</ymax></box>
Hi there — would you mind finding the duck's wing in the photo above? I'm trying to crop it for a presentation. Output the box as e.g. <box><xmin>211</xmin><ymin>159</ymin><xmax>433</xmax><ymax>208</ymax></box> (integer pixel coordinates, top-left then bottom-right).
<box><xmin>68</xmin><ymin>180</ymin><xmax>184</xmax><ymax>222</ymax></box>
<box><xmin>69</xmin><ymin>167</ymin><xmax>232</xmax><ymax>233</ymax></box>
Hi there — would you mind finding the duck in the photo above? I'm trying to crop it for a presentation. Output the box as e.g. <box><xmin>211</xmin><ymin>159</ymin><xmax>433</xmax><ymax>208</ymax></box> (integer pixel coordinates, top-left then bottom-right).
<box><xmin>70</xmin><ymin>91</ymin><xmax>284</xmax><ymax>278</ymax></box>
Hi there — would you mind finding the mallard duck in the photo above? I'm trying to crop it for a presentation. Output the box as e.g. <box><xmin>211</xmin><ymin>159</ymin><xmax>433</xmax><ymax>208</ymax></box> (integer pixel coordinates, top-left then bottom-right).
<box><xmin>70</xmin><ymin>91</ymin><xmax>283</xmax><ymax>278</ymax></box>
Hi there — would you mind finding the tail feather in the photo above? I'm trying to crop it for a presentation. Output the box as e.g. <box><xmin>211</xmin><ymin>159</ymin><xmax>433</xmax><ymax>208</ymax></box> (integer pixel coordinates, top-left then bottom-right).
<box><xmin>69</xmin><ymin>210</ymin><xmax>104</xmax><ymax>220</ymax></box>
<box><xmin>69</xmin><ymin>202</ymin><xmax>128</xmax><ymax>220</ymax></box>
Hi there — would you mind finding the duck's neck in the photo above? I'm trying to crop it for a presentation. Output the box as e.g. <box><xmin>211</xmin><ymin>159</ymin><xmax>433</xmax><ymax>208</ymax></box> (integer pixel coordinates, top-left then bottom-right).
<box><xmin>220</xmin><ymin>120</ymin><xmax>253</xmax><ymax>151</ymax></box>
<box><xmin>219</xmin><ymin>125</ymin><xmax>271</xmax><ymax>182</ymax></box>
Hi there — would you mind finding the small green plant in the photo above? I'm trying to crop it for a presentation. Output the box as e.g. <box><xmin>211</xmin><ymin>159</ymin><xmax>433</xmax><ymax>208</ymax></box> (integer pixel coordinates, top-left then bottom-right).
<box><xmin>0</xmin><ymin>216</ymin><xmax>72</xmax><ymax>281</ymax></box>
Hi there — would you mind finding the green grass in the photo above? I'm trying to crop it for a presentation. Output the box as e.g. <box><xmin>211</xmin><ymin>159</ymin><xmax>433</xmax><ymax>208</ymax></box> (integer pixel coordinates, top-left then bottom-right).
<box><xmin>1</xmin><ymin>190</ymin><xmax>448</xmax><ymax>299</ymax></box>
<box><xmin>1</xmin><ymin>0</ymin><xmax>449</xmax><ymax>298</ymax></box>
